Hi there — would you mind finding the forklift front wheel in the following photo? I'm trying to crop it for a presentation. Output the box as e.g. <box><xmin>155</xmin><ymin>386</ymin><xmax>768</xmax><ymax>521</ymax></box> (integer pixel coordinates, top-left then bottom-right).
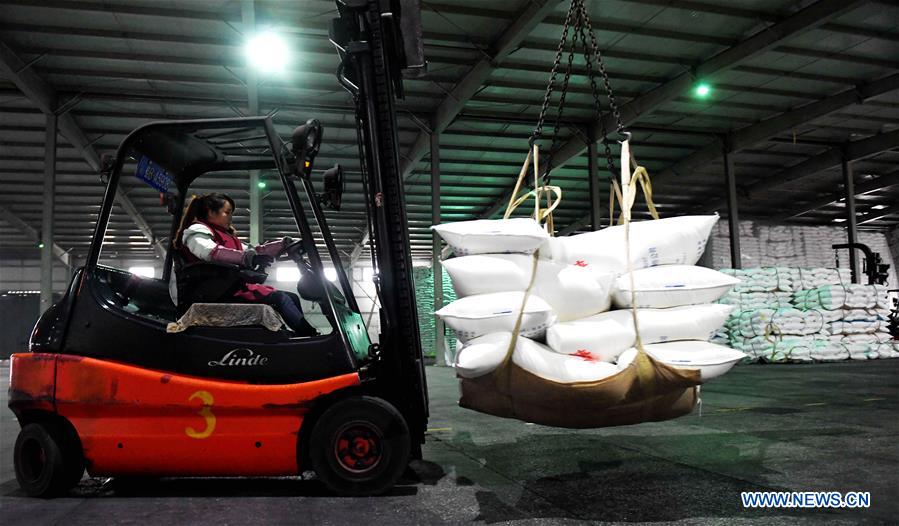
<box><xmin>309</xmin><ymin>396</ymin><xmax>410</xmax><ymax>496</ymax></box>
<box><xmin>14</xmin><ymin>423</ymin><xmax>71</xmax><ymax>498</ymax></box>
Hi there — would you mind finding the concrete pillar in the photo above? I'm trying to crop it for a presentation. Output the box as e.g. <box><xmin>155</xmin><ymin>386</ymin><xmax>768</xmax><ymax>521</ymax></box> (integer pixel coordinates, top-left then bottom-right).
<box><xmin>842</xmin><ymin>152</ymin><xmax>858</xmax><ymax>282</ymax></box>
<box><xmin>723</xmin><ymin>142</ymin><xmax>742</xmax><ymax>269</ymax></box>
<box><xmin>431</xmin><ymin>132</ymin><xmax>446</xmax><ymax>366</ymax></box>
<box><xmin>40</xmin><ymin>112</ymin><xmax>57</xmax><ymax>312</ymax></box>
<box><xmin>587</xmin><ymin>136</ymin><xmax>601</xmax><ymax>231</ymax></box>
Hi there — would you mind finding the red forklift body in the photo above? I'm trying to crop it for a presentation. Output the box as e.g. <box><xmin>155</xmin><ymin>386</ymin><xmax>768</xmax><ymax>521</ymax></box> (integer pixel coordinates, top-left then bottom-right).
<box><xmin>10</xmin><ymin>353</ymin><xmax>360</xmax><ymax>476</ymax></box>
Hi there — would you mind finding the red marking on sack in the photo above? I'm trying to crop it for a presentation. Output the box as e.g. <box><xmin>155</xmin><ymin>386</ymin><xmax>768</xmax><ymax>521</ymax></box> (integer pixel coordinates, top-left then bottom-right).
<box><xmin>573</xmin><ymin>349</ymin><xmax>597</xmax><ymax>362</ymax></box>
<box><xmin>574</xmin><ymin>260</ymin><xmax>588</xmax><ymax>267</ymax></box>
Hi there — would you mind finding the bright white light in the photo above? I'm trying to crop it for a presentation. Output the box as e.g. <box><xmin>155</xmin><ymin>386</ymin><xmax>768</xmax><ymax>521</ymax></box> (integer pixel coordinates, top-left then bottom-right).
<box><xmin>245</xmin><ymin>32</ymin><xmax>289</xmax><ymax>73</ymax></box>
<box><xmin>129</xmin><ymin>266</ymin><xmax>155</xmax><ymax>278</ymax></box>
<box><xmin>412</xmin><ymin>260</ymin><xmax>431</xmax><ymax>268</ymax></box>
<box><xmin>872</xmin><ymin>204</ymin><xmax>887</xmax><ymax>210</ymax></box>
<box><xmin>324</xmin><ymin>268</ymin><xmax>338</xmax><ymax>282</ymax></box>
<box><xmin>276</xmin><ymin>266</ymin><xmax>301</xmax><ymax>282</ymax></box>
<box><xmin>362</xmin><ymin>267</ymin><xmax>375</xmax><ymax>282</ymax></box>
<box><xmin>832</xmin><ymin>218</ymin><xmax>846</xmax><ymax>223</ymax></box>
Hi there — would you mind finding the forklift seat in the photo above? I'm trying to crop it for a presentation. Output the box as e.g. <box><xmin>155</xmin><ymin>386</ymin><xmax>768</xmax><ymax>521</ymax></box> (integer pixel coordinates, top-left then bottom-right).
<box><xmin>167</xmin><ymin>302</ymin><xmax>287</xmax><ymax>333</ymax></box>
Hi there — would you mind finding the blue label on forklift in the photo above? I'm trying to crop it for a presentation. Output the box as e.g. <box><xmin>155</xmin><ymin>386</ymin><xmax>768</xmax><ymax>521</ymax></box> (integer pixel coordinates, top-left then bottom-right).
<box><xmin>135</xmin><ymin>156</ymin><xmax>173</xmax><ymax>192</ymax></box>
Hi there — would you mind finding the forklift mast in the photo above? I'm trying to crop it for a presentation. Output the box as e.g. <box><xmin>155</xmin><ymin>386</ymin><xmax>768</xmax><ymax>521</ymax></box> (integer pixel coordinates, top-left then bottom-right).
<box><xmin>330</xmin><ymin>0</ymin><xmax>429</xmax><ymax>456</ymax></box>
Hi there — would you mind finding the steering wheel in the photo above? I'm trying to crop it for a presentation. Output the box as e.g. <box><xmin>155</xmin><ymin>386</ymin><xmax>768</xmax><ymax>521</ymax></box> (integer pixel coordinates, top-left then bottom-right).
<box><xmin>279</xmin><ymin>239</ymin><xmax>306</xmax><ymax>262</ymax></box>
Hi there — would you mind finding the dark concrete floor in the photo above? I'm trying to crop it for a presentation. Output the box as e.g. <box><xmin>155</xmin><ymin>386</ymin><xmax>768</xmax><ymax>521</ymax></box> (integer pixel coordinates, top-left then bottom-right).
<box><xmin>1</xmin><ymin>359</ymin><xmax>897</xmax><ymax>525</ymax></box>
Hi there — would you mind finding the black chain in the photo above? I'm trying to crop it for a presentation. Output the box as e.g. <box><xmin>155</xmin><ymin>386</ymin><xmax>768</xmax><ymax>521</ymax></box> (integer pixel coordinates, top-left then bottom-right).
<box><xmin>532</xmin><ymin>0</ymin><xmax>579</xmax><ymax>143</ymax></box>
<box><xmin>577</xmin><ymin>0</ymin><xmax>624</xmax><ymax>133</ymax></box>
<box><xmin>543</xmin><ymin>21</ymin><xmax>579</xmax><ymax>186</ymax></box>
<box><xmin>577</xmin><ymin>21</ymin><xmax>616</xmax><ymax>180</ymax></box>
<box><xmin>532</xmin><ymin>0</ymin><xmax>628</xmax><ymax>191</ymax></box>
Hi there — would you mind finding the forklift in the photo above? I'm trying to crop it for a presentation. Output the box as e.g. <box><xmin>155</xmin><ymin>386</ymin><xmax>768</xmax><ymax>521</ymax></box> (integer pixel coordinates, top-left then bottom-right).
<box><xmin>9</xmin><ymin>0</ymin><xmax>428</xmax><ymax>497</ymax></box>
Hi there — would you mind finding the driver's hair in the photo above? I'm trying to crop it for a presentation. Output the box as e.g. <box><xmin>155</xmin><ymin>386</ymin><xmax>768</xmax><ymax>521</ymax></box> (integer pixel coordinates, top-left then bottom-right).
<box><xmin>172</xmin><ymin>193</ymin><xmax>237</xmax><ymax>249</ymax></box>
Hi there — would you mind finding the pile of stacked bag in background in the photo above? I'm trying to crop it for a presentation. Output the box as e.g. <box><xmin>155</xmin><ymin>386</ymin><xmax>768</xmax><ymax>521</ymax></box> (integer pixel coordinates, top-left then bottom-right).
<box><xmin>431</xmin><ymin>214</ymin><xmax>747</xmax><ymax>427</ymax></box>
<box><xmin>713</xmin><ymin>267</ymin><xmax>899</xmax><ymax>362</ymax></box>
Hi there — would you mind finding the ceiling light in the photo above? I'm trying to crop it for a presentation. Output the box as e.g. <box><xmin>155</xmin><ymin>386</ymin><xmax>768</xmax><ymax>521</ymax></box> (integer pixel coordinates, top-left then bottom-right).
<box><xmin>694</xmin><ymin>83</ymin><xmax>711</xmax><ymax>98</ymax></box>
<box><xmin>832</xmin><ymin>218</ymin><xmax>846</xmax><ymax>223</ymax></box>
<box><xmin>245</xmin><ymin>31</ymin><xmax>289</xmax><ymax>74</ymax></box>
<box><xmin>871</xmin><ymin>204</ymin><xmax>887</xmax><ymax>210</ymax></box>
<box><xmin>257</xmin><ymin>180</ymin><xmax>267</xmax><ymax>189</ymax></box>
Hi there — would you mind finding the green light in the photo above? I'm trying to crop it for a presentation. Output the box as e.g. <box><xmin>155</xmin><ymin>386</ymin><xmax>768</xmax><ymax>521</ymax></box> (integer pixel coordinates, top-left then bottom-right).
<box><xmin>37</xmin><ymin>242</ymin><xmax>45</xmax><ymax>248</ymax></box>
<box><xmin>695</xmin><ymin>83</ymin><xmax>711</xmax><ymax>98</ymax></box>
<box><xmin>257</xmin><ymin>181</ymin><xmax>267</xmax><ymax>189</ymax></box>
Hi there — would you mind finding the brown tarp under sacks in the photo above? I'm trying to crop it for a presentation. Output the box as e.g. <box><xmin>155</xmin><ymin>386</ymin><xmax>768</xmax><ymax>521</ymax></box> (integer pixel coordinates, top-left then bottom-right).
<box><xmin>458</xmin><ymin>351</ymin><xmax>701</xmax><ymax>429</ymax></box>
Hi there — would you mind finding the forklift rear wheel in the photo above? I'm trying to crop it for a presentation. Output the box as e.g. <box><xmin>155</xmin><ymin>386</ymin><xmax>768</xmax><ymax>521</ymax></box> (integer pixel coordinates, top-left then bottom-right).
<box><xmin>309</xmin><ymin>396</ymin><xmax>410</xmax><ymax>496</ymax></box>
<box><xmin>14</xmin><ymin>423</ymin><xmax>71</xmax><ymax>498</ymax></box>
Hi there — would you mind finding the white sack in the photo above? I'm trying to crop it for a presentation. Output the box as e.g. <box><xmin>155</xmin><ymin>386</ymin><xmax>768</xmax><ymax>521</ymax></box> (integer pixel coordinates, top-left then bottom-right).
<box><xmin>555</xmin><ymin>215</ymin><xmax>718</xmax><ymax>273</ymax></box>
<box><xmin>641</xmin><ymin>340</ymin><xmax>746</xmax><ymax>382</ymax></box>
<box><xmin>431</xmin><ymin>218</ymin><xmax>549</xmax><ymax>256</ymax></box>
<box><xmin>442</xmin><ymin>254</ymin><xmax>531</xmax><ymax>297</ymax></box>
<box><xmin>613</xmin><ymin>265</ymin><xmax>740</xmax><ymax>308</ymax></box>
<box><xmin>443</xmin><ymin>254</ymin><xmax>615</xmax><ymax>321</ymax></box>
<box><xmin>435</xmin><ymin>291</ymin><xmax>556</xmax><ymax>343</ymax></box>
<box><xmin>453</xmin><ymin>333</ymin><xmax>510</xmax><ymax>378</ymax></box>
<box><xmin>533</xmin><ymin>260</ymin><xmax>615</xmax><ymax>321</ymax></box>
<box><xmin>512</xmin><ymin>335</ymin><xmax>620</xmax><ymax>383</ymax></box>
<box><xmin>546</xmin><ymin>304</ymin><xmax>735</xmax><ymax>362</ymax></box>
<box><xmin>454</xmin><ymin>332</ymin><xmax>620</xmax><ymax>383</ymax></box>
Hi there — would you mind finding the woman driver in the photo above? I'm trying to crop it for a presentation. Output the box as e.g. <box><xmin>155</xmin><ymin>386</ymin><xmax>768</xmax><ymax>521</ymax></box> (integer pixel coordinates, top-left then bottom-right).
<box><xmin>171</xmin><ymin>192</ymin><xmax>318</xmax><ymax>336</ymax></box>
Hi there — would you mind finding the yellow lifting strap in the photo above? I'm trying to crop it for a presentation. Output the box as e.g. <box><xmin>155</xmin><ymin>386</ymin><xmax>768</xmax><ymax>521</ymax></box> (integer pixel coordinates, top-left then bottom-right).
<box><xmin>503</xmin><ymin>143</ymin><xmax>562</xmax><ymax>233</ymax></box>
<box><xmin>609</xmin><ymin>145</ymin><xmax>660</xmax><ymax>227</ymax></box>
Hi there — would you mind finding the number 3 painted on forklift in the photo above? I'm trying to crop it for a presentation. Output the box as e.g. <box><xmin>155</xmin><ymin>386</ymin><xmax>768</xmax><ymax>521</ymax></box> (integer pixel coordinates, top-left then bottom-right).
<box><xmin>185</xmin><ymin>391</ymin><xmax>216</xmax><ymax>439</ymax></box>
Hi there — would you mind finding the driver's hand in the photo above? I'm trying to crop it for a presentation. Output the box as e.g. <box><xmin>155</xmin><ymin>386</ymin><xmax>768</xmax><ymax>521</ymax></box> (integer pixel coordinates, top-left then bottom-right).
<box><xmin>280</xmin><ymin>236</ymin><xmax>299</xmax><ymax>254</ymax></box>
<box><xmin>252</xmin><ymin>254</ymin><xmax>275</xmax><ymax>268</ymax></box>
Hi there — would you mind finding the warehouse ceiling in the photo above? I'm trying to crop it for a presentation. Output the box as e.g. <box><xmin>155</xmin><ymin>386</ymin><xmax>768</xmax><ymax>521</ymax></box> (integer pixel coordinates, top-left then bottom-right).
<box><xmin>1</xmin><ymin>0</ymin><xmax>898</xmax><ymax>266</ymax></box>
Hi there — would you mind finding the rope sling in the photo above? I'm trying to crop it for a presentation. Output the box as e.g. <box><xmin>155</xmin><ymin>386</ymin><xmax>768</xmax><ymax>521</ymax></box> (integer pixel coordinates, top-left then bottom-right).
<box><xmin>458</xmin><ymin>0</ymin><xmax>702</xmax><ymax>428</ymax></box>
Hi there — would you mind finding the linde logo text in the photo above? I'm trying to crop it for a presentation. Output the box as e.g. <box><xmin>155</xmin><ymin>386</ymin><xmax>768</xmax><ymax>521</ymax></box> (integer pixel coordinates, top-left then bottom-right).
<box><xmin>208</xmin><ymin>348</ymin><xmax>269</xmax><ymax>367</ymax></box>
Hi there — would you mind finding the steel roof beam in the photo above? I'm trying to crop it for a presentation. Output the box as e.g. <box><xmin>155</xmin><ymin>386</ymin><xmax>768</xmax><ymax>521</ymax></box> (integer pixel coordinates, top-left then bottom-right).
<box><xmin>659</xmin><ymin>72</ymin><xmax>899</xmax><ymax>185</ymax></box>
<box><xmin>700</xmin><ymin>129</ymin><xmax>899</xmax><ymax>212</ymax></box>
<box><xmin>785</xmin><ymin>168</ymin><xmax>899</xmax><ymax>220</ymax></box>
<box><xmin>398</xmin><ymin>0</ymin><xmax>561</xmax><ymax>181</ymax></box>
<box><xmin>0</xmin><ymin>37</ymin><xmax>166</xmax><ymax>259</ymax></box>
<box><xmin>0</xmin><ymin>205</ymin><xmax>70</xmax><ymax>267</ymax></box>
<box><xmin>547</xmin><ymin>0</ymin><xmax>867</xmax><ymax>173</ymax></box>
<box><xmin>858</xmin><ymin>204</ymin><xmax>899</xmax><ymax>226</ymax></box>
<box><xmin>485</xmin><ymin>0</ymin><xmax>866</xmax><ymax>224</ymax></box>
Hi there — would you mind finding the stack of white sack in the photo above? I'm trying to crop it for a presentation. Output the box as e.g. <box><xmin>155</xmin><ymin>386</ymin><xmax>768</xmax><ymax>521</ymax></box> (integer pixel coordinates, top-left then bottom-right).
<box><xmin>793</xmin><ymin>268</ymin><xmax>852</xmax><ymax>290</ymax></box>
<box><xmin>830</xmin><ymin>333</ymin><xmax>899</xmax><ymax>360</ymax></box>
<box><xmin>792</xmin><ymin>284</ymin><xmax>890</xmax><ymax>310</ymax></box>
<box><xmin>454</xmin><ymin>332</ymin><xmax>745</xmax><ymax>384</ymax></box>
<box><xmin>718</xmin><ymin>291</ymin><xmax>793</xmax><ymax>310</ymax></box>
<box><xmin>729</xmin><ymin>308</ymin><xmax>828</xmax><ymax>338</ymax></box>
<box><xmin>715</xmin><ymin>268</ymin><xmax>898</xmax><ymax>363</ymax></box>
<box><xmin>721</xmin><ymin>267</ymin><xmax>797</xmax><ymax>292</ymax></box>
<box><xmin>730</xmin><ymin>336</ymin><xmax>850</xmax><ymax>363</ymax></box>
<box><xmin>433</xmin><ymin>215</ymin><xmax>746</xmax><ymax>383</ymax></box>
<box><xmin>821</xmin><ymin>308</ymin><xmax>898</xmax><ymax>359</ymax></box>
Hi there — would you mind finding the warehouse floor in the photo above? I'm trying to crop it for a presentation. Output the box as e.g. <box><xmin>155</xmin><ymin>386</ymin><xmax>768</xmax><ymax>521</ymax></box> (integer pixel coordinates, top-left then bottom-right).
<box><xmin>1</xmin><ymin>359</ymin><xmax>897</xmax><ymax>525</ymax></box>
